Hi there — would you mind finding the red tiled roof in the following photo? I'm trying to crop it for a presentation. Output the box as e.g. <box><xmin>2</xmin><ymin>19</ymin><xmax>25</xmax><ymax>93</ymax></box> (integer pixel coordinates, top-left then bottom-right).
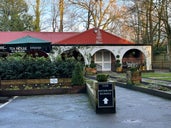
<box><xmin>0</xmin><ymin>32</ymin><xmax>79</xmax><ymax>44</ymax></box>
<box><xmin>55</xmin><ymin>28</ymin><xmax>134</xmax><ymax>45</ymax></box>
<box><xmin>0</xmin><ymin>28</ymin><xmax>134</xmax><ymax>45</ymax></box>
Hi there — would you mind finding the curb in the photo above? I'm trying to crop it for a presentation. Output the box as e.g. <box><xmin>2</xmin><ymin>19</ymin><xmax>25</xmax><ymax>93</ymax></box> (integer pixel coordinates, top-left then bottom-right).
<box><xmin>0</xmin><ymin>96</ymin><xmax>18</xmax><ymax>109</ymax></box>
<box><xmin>116</xmin><ymin>82</ymin><xmax>171</xmax><ymax>100</ymax></box>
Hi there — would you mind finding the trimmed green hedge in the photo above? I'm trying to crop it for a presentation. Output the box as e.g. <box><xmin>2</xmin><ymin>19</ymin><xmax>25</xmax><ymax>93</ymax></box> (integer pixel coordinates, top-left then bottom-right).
<box><xmin>96</xmin><ymin>73</ymin><xmax>109</xmax><ymax>82</ymax></box>
<box><xmin>0</xmin><ymin>57</ymin><xmax>77</xmax><ymax>80</ymax></box>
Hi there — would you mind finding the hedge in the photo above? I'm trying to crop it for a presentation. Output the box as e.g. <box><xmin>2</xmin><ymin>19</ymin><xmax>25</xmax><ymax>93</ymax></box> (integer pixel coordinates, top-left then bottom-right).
<box><xmin>0</xmin><ymin>57</ymin><xmax>77</xmax><ymax>80</ymax></box>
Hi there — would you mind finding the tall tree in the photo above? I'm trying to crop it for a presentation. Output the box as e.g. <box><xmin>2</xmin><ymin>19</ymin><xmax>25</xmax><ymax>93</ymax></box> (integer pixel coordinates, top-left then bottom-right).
<box><xmin>0</xmin><ymin>0</ymin><xmax>34</xmax><ymax>31</ymax></box>
<box><xmin>160</xmin><ymin>0</ymin><xmax>171</xmax><ymax>61</ymax></box>
<box><xmin>124</xmin><ymin>0</ymin><xmax>168</xmax><ymax>45</ymax></box>
<box><xmin>51</xmin><ymin>0</ymin><xmax>59</xmax><ymax>32</ymax></box>
<box><xmin>34</xmin><ymin>0</ymin><xmax>41</xmax><ymax>31</ymax></box>
<box><xmin>59</xmin><ymin>0</ymin><xmax>64</xmax><ymax>32</ymax></box>
<box><xmin>69</xmin><ymin>0</ymin><xmax>119</xmax><ymax>29</ymax></box>
<box><xmin>26</xmin><ymin>0</ymin><xmax>48</xmax><ymax>31</ymax></box>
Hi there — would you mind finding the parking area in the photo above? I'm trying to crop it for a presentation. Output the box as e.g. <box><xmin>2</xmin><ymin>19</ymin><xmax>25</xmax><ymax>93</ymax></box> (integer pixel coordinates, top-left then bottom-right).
<box><xmin>0</xmin><ymin>86</ymin><xmax>171</xmax><ymax>128</ymax></box>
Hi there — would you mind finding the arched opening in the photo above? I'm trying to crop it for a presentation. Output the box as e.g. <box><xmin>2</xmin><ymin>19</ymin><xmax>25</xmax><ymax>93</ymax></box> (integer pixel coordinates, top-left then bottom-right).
<box><xmin>93</xmin><ymin>49</ymin><xmax>115</xmax><ymax>71</ymax></box>
<box><xmin>123</xmin><ymin>49</ymin><xmax>146</xmax><ymax>71</ymax></box>
<box><xmin>61</xmin><ymin>48</ymin><xmax>85</xmax><ymax>63</ymax></box>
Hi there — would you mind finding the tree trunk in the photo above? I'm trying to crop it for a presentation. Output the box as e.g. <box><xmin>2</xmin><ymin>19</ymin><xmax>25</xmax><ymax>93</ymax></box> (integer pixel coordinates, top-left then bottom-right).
<box><xmin>59</xmin><ymin>0</ymin><xmax>64</xmax><ymax>32</ymax></box>
<box><xmin>35</xmin><ymin>0</ymin><xmax>40</xmax><ymax>31</ymax></box>
<box><xmin>86</xmin><ymin>2</ymin><xmax>91</xmax><ymax>30</ymax></box>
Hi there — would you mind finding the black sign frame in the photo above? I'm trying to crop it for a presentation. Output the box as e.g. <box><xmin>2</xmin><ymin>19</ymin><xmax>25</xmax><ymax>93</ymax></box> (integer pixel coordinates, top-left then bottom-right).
<box><xmin>98</xmin><ymin>83</ymin><xmax>114</xmax><ymax>108</ymax></box>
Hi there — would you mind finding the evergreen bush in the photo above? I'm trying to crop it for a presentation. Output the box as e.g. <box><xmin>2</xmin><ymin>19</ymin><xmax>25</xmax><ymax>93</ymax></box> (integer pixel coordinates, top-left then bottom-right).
<box><xmin>71</xmin><ymin>62</ymin><xmax>85</xmax><ymax>86</ymax></box>
<box><xmin>90</xmin><ymin>60</ymin><xmax>96</xmax><ymax>68</ymax></box>
<box><xmin>0</xmin><ymin>56</ymin><xmax>77</xmax><ymax>80</ymax></box>
<box><xmin>54</xmin><ymin>58</ymin><xmax>76</xmax><ymax>78</ymax></box>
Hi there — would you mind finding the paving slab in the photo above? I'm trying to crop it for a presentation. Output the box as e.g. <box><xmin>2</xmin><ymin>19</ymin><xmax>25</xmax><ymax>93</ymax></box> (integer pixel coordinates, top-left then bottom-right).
<box><xmin>0</xmin><ymin>86</ymin><xmax>171</xmax><ymax>128</ymax></box>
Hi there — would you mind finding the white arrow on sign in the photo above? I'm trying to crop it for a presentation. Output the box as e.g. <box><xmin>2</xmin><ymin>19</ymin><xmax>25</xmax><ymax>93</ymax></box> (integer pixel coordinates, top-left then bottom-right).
<box><xmin>103</xmin><ymin>98</ymin><xmax>109</xmax><ymax>104</ymax></box>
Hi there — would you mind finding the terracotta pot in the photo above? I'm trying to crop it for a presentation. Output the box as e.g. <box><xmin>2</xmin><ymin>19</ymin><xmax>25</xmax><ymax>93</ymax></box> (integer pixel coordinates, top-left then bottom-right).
<box><xmin>85</xmin><ymin>67</ymin><xmax>97</xmax><ymax>74</ymax></box>
<box><xmin>116</xmin><ymin>67</ymin><xmax>122</xmax><ymax>72</ymax></box>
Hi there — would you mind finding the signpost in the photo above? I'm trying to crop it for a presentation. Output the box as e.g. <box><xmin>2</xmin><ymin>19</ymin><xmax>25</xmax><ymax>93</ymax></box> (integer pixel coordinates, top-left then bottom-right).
<box><xmin>96</xmin><ymin>82</ymin><xmax>116</xmax><ymax>113</ymax></box>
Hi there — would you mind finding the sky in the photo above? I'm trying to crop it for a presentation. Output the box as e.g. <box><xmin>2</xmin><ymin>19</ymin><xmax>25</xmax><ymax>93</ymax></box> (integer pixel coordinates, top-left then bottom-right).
<box><xmin>25</xmin><ymin>0</ymin><xmax>131</xmax><ymax>32</ymax></box>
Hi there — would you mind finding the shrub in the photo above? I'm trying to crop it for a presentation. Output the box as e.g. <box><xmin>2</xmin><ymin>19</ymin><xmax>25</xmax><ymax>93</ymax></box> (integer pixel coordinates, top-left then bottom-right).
<box><xmin>96</xmin><ymin>74</ymin><xmax>109</xmax><ymax>82</ymax></box>
<box><xmin>116</xmin><ymin>55</ymin><xmax>120</xmax><ymax>58</ymax></box>
<box><xmin>54</xmin><ymin>58</ymin><xmax>77</xmax><ymax>78</ymax></box>
<box><xmin>115</xmin><ymin>60</ymin><xmax>121</xmax><ymax>67</ymax></box>
<box><xmin>115</xmin><ymin>55</ymin><xmax>121</xmax><ymax>68</ymax></box>
<box><xmin>71</xmin><ymin>62</ymin><xmax>85</xmax><ymax>86</ymax></box>
<box><xmin>0</xmin><ymin>56</ymin><xmax>77</xmax><ymax>80</ymax></box>
<box><xmin>90</xmin><ymin>60</ymin><xmax>96</xmax><ymax>68</ymax></box>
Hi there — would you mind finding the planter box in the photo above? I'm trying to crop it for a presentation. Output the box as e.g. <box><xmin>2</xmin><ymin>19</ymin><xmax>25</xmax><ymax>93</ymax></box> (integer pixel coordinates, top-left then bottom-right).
<box><xmin>116</xmin><ymin>82</ymin><xmax>171</xmax><ymax>100</ymax></box>
<box><xmin>0</xmin><ymin>78</ymin><xmax>71</xmax><ymax>90</ymax></box>
<box><xmin>1</xmin><ymin>78</ymin><xmax>71</xmax><ymax>85</ymax></box>
<box><xmin>85</xmin><ymin>67</ymin><xmax>97</xmax><ymax>74</ymax></box>
<box><xmin>0</xmin><ymin>86</ymin><xmax>86</xmax><ymax>96</ymax></box>
<box><xmin>0</xmin><ymin>78</ymin><xmax>86</xmax><ymax>96</ymax></box>
<box><xmin>126</xmin><ymin>71</ymin><xmax>141</xmax><ymax>84</ymax></box>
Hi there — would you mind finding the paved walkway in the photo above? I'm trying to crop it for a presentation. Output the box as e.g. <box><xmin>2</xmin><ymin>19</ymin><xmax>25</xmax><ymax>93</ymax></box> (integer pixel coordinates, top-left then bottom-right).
<box><xmin>142</xmin><ymin>78</ymin><xmax>171</xmax><ymax>87</ymax></box>
<box><xmin>107</xmin><ymin>71</ymin><xmax>171</xmax><ymax>88</ymax></box>
<box><xmin>0</xmin><ymin>86</ymin><xmax>171</xmax><ymax>128</ymax></box>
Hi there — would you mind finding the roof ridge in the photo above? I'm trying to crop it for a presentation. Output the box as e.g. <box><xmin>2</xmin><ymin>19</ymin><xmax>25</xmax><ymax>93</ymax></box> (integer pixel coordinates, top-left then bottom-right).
<box><xmin>95</xmin><ymin>28</ymin><xmax>103</xmax><ymax>44</ymax></box>
<box><xmin>56</xmin><ymin>28</ymin><xmax>94</xmax><ymax>44</ymax></box>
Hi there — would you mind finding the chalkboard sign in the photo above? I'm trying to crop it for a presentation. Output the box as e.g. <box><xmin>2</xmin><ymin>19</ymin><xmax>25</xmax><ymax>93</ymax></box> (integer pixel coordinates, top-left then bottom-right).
<box><xmin>98</xmin><ymin>83</ymin><xmax>114</xmax><ymax>108</ymax></box>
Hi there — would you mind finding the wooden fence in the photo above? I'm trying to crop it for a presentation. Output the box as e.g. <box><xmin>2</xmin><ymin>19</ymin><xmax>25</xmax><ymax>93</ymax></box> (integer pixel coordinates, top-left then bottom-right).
<box><xmin>152</xmin><ymin>61</ymin><xmax>170</xmax><ymax>69</ymax></box>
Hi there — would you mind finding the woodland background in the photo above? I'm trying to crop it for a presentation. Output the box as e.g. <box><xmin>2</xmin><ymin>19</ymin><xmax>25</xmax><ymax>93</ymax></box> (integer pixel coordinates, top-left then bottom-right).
<box><xmin>0</xmin><ymin>0</ymin><xmax>171</xmax><ymax>61</ymax></box>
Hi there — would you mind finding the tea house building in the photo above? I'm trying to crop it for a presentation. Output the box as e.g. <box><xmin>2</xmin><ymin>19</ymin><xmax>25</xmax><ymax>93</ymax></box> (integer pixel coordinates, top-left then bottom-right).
<box><xmin>0</xmin><ymin>28</ymin><xmax>152</xmax><ymax>72</ymax></box>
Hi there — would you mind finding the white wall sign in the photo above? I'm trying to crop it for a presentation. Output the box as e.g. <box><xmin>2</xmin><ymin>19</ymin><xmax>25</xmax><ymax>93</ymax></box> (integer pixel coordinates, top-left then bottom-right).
<box><xmin>50</xmin><ymin>78</ymin><xmax>58</xmax><ymax>84</ymax></box>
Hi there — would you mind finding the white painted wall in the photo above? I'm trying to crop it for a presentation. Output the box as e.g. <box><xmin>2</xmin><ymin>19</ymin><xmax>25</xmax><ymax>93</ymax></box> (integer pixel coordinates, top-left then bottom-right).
<box><xmin>51</xmin><ymin>45</ymin><xmax>152</xmax><ymax>71</ymax></box>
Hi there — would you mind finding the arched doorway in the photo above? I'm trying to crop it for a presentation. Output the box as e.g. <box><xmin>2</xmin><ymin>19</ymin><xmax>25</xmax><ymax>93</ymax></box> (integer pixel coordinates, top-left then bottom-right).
<box><xmin>61</xmin><ymin>48</ymin><xmax>84</xmax><ymax>63</ymax></box>
<box><xmin>93</xmin><ymin>49</ymin><xmax>115</xmax><ymax>71</ymax></box>
<box><xmin>123</xmin><ymin>49</ymin><xmax>146</xmax><ymax>70</ymax></box>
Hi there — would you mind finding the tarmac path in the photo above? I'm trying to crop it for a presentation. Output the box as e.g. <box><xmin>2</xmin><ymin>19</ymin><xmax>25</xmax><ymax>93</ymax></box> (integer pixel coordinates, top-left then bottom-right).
<box><xmin>0</xmin><ymin>86</ymin><xmax>171</xmax><ymax>128</ymax></box>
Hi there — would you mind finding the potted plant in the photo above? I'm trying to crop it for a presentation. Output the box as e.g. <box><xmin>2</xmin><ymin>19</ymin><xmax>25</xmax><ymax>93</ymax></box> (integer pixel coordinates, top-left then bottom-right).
<box><xmin>127</xmin><ymin>67</ymin><xmax>141</xmax><ymax>85</ymax></box>
<box><xmin>115</xmin><ymin>55</ymin><xmax>122</xmax><ymax>72</ymax></box>
<box><xmin>85</xmin><ymin>60</ymin><xmax>97</xmax><ymax>74</ymax></box>
<box><xmin>141</xmin><ymin>62</ymin><xmax>146</xmax><ymax>71</ymax></box>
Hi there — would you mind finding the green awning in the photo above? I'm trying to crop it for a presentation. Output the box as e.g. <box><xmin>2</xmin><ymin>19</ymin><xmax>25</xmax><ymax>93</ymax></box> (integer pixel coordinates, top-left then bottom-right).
<box><xmin>5</xmin><ymin>36</ymin><xmax>52</xmax><ymax>53</ymax></box>
<box><xmin>5</xmin><ymin>35</ymin><xmax>51</xmax><ymax>45</ymax></box>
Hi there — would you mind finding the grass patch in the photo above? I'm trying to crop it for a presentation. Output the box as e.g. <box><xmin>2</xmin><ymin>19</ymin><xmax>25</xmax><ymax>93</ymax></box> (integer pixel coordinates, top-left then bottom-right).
<box><xmin>142</xmin><ymin>72</ymin><xmax>171</xmax><ymax>81</ymax></box>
